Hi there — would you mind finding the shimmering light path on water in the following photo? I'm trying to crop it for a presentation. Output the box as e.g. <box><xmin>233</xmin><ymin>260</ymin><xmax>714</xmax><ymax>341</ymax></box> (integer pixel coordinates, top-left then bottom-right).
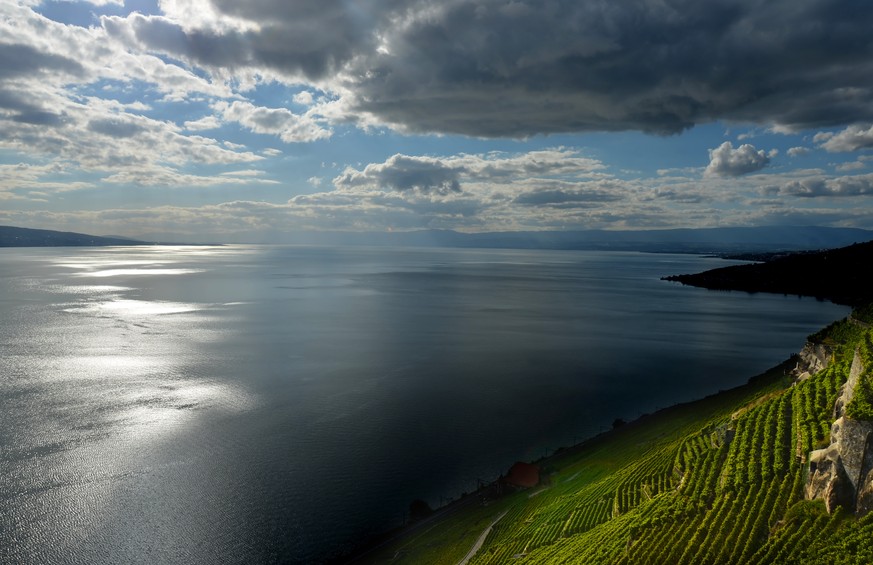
<box><xmin>0</xmin><ymin>245</ymin><xmax>850</xmax><ymax>563</ymax></box>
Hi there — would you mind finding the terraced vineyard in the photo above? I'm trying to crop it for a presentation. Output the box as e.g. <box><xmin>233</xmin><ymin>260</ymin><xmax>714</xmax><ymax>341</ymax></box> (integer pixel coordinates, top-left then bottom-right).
<box><xmin>357</xmin><ymin>312</ymin><xmax>873</xmax><ymax>564</ymax></box>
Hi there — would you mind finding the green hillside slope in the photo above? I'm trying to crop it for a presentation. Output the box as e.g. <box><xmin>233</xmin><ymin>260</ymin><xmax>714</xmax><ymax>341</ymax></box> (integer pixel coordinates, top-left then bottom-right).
<box><xmin>353</xmin><ymin>308</ymin><xmax>873</xmax><ymax>564</ymax></box>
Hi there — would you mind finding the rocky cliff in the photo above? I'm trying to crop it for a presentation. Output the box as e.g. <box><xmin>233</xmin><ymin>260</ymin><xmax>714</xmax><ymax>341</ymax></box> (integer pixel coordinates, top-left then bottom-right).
<box><xmin>806</xmin><ymin>350</ymin><xmax>873</xmax><ymax>515</ymax></box>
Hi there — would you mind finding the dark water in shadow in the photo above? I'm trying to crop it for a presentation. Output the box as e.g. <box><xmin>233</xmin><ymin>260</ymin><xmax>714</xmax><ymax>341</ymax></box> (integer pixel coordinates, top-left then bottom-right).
<box><xmin>0</xmin><ymin>245</ymin><xmax>850</xmax><ymax>563</ymax></box>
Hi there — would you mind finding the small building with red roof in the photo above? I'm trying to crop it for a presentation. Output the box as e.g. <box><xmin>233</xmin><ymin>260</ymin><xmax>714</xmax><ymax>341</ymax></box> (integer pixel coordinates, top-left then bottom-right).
<box><xmin>505</xmin><ymin>461</ymin><xmax>540</xmax><ymax>489</ymax></box>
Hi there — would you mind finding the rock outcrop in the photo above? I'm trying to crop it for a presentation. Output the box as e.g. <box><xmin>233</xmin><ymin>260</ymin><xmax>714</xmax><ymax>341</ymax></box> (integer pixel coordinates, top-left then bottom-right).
<box><xmin>806</xmin><ymin>351</ymin><xmax>873</xmax><ymax>515</ymax></box>
<box><xmin>792</xmin><ymin>341</ymin><xmax>832</xmax><ymax>381</ymax></box>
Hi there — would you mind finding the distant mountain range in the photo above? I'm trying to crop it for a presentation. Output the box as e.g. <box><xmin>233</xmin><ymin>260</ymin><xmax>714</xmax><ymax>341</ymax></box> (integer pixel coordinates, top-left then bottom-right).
<box><xmin>2</xmin><ymin>224</ymin><xmax>872</xmax><ymax>253</ymax></box>
<box><xmin>345</xmin><ymin>226</ymin><xmax>873</xmax><ymax>253</ymax></box>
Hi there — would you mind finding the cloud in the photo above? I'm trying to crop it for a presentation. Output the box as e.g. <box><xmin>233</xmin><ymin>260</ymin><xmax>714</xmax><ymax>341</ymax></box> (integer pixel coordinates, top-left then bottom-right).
<box><xmin>5</xmin><ymin>145</ymin><xmax>873</xmax><ymax>237</ymax></box>
<box><xmin>705</xmin><ymin>142</ymin><xmax>771</xmax><ymax>177</ymax></box>
<box><xmin>185</xmin><ymin>116</ymin><xmax>222</xmax><ymax>131</ymax></box>
<box><xmin>293</xmin><ymin>91</ymin><xmax>314</xmax><ymax>106</ymax></box>
<box><xmin>84</xmin><ymin>0</ymin><xmax>873</xmax><ymax>138</ymax></box>
<box><xmin>787</xmin><ymin>146</ymin><xmax>810</xmax><ymax>157</ymax></box>
<box><xmin>332</xmin><ymin>149</ymin><xmax>605</xmax><ymax>195</ymax></box>
<box><xmin>216</xmin><ymin>100</ymin><xmax>332</xmax><ymax>143</ymax></box>
<box><xmin>102</xmin><ymin>5</ymin><xmax>375</xmax><ymax>81</ymax></box>
<box><xmin>512</xmin><ymin>181</ymin><xmax>624</xmax><ymax>208</ymax></box>
<box><xmin>776</xmin><ymin>173</ymin><xmax>873</xmax><ymax>197</ymax></box>
<box><xmin>1</xmin><ymin>90</ymin><xmax>262</xmax><ymax>173</ymax></box>
<box><xmin>335</xmin><ymin>154</ymin><xmax>462</xmax><ymax>194</ymax></box>
<box><xmin>818</xmin><ymin>124</ymin><xmax>873</xmax><ymax>152</ymax></box>
<box><xmin>0</xmin><ymin>4</ymin><xmax>263</xmax><ymax>189</ymax></box>
<box><xmin>0</xmin><ymin>162</ymin><xmax>94</xmax><ymax>199</ymax></box>
<box><xmin>220</xmin><ymin>169</ymin><xmax>268</xmax><ymax>177</ymax></box>
<box><xmin>88</xmin><ymin>117</ymin><xmax>147</xmax><ymax>138</ymax></box>
<box><xmin>343</xmin><ymin>0</ymin><xmax>873</xmax><ymax>136</ymax></box>
<box><xmin>102</xmin><ymin>166</ymin><xmax>279</xmax><ymax>187</ymax></box>
<box><xmin>835</xmin><ymin>160</ymin><xmax>866</xmax><ymax>172</ymax></box>
<box><xmin>312</xmin><ymin>149</ymin><xmax>667</xmax><ymax>230</ymax></box>
<box><xmin>454</xmin><ymin>149</ymin><xmax>605</xmax><ymax>180</ymax></box>
<box><xmin>77</xmin><ymin>0</ymin><xmax>124</xmax><ymax>6</ymax></box>
<box><xmin>0</xmin><ymin>42</ymin><xmax>85</xmax><ymax>81</ymax></box>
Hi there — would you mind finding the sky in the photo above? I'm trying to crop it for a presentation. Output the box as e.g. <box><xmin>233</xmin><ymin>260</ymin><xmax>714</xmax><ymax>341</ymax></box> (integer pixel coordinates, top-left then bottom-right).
<box><xmin>2</xmin><ymin>0</ymin><xmax>873</xmax><ymax>242</ymax></box>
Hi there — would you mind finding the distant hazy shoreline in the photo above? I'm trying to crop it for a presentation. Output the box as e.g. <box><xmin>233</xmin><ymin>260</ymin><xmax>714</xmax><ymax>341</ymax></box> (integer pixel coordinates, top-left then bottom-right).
<box><xmin>3</xmin><ymin>224</ymin><xmax>871</xmax><ymax>254</ymax></box>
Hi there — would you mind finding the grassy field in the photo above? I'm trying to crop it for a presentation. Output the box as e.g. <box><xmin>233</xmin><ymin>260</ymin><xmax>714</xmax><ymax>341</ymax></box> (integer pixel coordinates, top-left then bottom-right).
<box><xmin>353</xmin><ymin>312</ymin><xmax>873</xmax><ymax>564</ymax></box>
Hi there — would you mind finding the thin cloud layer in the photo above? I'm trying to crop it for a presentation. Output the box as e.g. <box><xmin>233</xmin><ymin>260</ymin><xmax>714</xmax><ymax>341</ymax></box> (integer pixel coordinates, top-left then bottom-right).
<box><xmin>817</xmin><ymin>124</ymin><xmax>873</xmax><ymax>152</ymax></box>
<box><xmin>333</xmin><ymin>149</ymin><xmax>605</xmax><ymax>194</ymax></box>
<box><xmin>3</xmin><ymin>145</ymin><xmax>873</xmax><ymax>237</ymax></box>
<box><xmin>776</xmin><ymin>173</ymin><xmax>873</xmax><ymax>198</ymax></box>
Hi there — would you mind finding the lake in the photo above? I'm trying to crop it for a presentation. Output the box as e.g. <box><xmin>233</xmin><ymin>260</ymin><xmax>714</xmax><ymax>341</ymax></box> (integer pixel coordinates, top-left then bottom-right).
<box><xmin>0</xmin><ymin>245</ymin><xmax>849</xmax><ymax>563</ymax></box>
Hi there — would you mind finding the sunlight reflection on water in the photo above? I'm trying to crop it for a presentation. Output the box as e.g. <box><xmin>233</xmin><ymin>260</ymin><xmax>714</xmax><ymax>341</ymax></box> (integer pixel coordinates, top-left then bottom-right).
<box><xmin>64</xmin><ymin>299</ymin><xmax>202</xmax><ymax>316</ymax></box>
<box><xmin>2</xmin><ymin>251</ymin><xmax>257</xmax><ymax>565</ymax></box>
<box><xmin>78</xmin><ymin>268</ymin><xmax>204</xmax><ymax>277</ymax></box>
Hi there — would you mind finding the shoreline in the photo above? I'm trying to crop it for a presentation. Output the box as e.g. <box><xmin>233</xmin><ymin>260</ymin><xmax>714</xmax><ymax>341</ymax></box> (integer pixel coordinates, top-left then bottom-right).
<box><xmin>341</xmin><ymin>241</ymin><xmax>873</xmax><ymax>563</ymax></box>
<box><xmin>339</xmin><ymin>353</ymin><xmax>804</xmax><ymax>563</ymax></box>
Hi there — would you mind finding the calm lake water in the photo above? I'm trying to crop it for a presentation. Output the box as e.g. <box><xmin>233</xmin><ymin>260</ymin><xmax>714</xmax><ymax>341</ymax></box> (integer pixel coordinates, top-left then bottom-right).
<box><xmin>0</xmin><ymin>245</ymin><xmax>850</xmax><ymax>563</ymax></box>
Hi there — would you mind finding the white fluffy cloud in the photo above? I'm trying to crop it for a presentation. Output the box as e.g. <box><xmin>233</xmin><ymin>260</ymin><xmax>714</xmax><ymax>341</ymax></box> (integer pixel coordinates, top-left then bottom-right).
<box><xmin>818</xmin><ymin>124</ymin><xmax>873</xmax><ymax>152</ymax></box>
<box><xmin>705</xmin><ymin>142</ymin><xmax>772</xmax><ymax>177</ymax></box>
<box><xmin>216</xmin><ymin>101</ymin><xmax>331</xmax><ymax>143</ymax></box>
<box><xmin>184</xmin><ymin>116</ymin><xmax>222</xmax><ymax>131</ymax></box>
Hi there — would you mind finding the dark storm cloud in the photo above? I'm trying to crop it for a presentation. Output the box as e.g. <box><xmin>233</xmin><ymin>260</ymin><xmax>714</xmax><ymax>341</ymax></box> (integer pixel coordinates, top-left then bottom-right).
<box><xmin>106</xmin><ymin>0</ymin><xmax>873</xmax><ymax>137</ymax></box>
<box><xmin>103</xmin><ymin>14</ymin><xmax>250</xmax><ymax>70</ymax></box>
<box><xmin>103</xmin><ymin>0</ymin><xmax>393</xmax><ymax>80</ymax></box>
<box><xmin>349</xmin><ymin>0</ymin><xmax>873</xmax><ymax>136</ymax></box>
